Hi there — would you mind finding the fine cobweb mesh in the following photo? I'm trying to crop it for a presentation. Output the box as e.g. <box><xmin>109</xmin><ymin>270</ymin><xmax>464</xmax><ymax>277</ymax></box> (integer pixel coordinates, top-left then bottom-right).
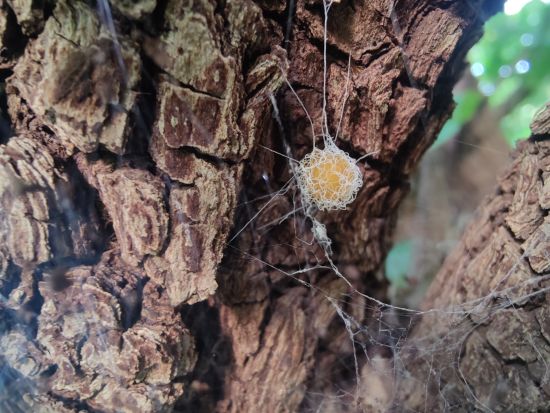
<box><xmin>0</xmin><ymin>0</ymin><xmax>548</xmax><ymax>412</ymax></box>
<box><xmin>224</xmin><ymin>1</ymin><xmax>550</xmax><ymax>412</ymax></box>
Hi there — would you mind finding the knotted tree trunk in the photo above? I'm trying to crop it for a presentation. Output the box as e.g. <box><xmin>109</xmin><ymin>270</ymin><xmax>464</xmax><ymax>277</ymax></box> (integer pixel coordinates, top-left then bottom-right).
<box><xmin>1</xmin><ymin>0</ymin><xmax>536</xmax><ymax>412</ymax></box>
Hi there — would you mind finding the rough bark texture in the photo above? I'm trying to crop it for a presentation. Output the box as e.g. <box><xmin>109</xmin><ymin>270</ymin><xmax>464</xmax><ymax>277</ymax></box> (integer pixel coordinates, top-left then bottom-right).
<box><xmin>397</xmin><ymin>105</ymin><xmax>550</xmax><ymax>412</ymax></box>
<box><xmin>0</xmin><ymin>0</ymin><xmax>504</xmax><ymax>412</ymax></box>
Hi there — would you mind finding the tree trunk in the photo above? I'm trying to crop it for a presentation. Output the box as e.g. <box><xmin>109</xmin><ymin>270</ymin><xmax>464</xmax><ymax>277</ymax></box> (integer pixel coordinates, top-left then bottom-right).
<box><xmin>0</xmin><ymin>0</ymin><xmax>510</xmax><ymax>412</ymax></box>
<box><xmin>396</xmin><ymin>105</ymin><xmax>550</xmax><ymax>412</ymax></box>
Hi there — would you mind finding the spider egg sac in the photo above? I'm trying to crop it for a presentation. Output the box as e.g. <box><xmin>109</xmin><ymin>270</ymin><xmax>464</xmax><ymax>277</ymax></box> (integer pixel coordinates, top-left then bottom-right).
<box><xmin>296</xmin><ymin>144</ymin><xmax>363</xmax><ymax>211</ymax></box>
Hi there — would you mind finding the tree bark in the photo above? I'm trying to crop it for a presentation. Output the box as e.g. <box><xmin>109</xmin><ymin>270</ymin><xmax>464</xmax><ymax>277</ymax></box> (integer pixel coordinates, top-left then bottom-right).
<box><xmin>396</xmin><ymin>105</ymin><xmax>550</xmax><ymax>412</ymax></box>
<box><xmin>0</xmin><ymin>0</ymin><xmax>507</xmax><ymax>412</ymax></box>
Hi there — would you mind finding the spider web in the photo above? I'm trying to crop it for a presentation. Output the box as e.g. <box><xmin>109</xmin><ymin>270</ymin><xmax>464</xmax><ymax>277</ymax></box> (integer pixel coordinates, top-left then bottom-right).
<box><xmin>222</xmin><ymin>1</ymin><xmax>550</xmax><ymax>412</ymax></box>
<box><xmin>0</xmin><ymin>0</ymin><xmax>548</xmax><ymax>412</ymax></box>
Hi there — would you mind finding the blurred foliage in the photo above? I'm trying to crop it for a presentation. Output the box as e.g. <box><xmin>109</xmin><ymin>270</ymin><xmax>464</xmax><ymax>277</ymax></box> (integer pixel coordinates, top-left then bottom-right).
<box><xmin>384</xmin><ymin>240</ymin><xmax>412</xmax><ymax>288</ymax></box>
<box><xmin>433</xmin><ymin>90</ymin><xmax>484</xmax><ymax>149</ymax></box>
<box><xmin>433</xmin><ymin>0</ymin><xmax>550</xmax><ymax>148</ymax></box>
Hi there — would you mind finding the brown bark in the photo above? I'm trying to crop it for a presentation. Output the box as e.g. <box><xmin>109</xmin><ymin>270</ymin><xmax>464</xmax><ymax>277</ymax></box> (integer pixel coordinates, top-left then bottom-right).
<box><xmin>397</xmin><ymin>105</ymin><xmax>550</xmax><ymax>412</ymax></box>
<box><xmin>0</xmin><ymin>0</ymin><xmax>505</xmax><ymax>412</ymax></box>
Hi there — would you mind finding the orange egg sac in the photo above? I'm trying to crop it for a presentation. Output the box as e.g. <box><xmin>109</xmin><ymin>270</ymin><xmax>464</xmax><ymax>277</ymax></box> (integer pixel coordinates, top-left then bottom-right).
<box><xmin>297</xmin><ymin>146</ymin><xmax>363</xmax><ymax>211</ymax></box>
